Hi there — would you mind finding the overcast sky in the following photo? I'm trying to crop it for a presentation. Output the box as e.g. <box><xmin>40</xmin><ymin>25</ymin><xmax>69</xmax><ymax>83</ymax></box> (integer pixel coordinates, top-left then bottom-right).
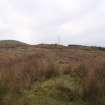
<box><xmin>0</xmin><ymin>0</ymin><xmax>105</xmax><ymax>46</ymax></box>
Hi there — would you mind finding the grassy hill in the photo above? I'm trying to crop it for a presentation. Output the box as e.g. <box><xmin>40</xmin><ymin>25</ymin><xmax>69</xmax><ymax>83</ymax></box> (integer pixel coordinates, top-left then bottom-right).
<box><xmin>0</xmin><ymin>40</ymin><xmax>28</xmax><ymax>48</ymax></box>
<box><xmin>0</xmin><ymin>40</ymin><xmax>105</xmax><ymax>105</ymax></box>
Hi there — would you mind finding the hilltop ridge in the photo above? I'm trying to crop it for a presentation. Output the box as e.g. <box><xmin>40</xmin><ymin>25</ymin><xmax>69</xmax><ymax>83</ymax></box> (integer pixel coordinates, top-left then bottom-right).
<box><xmin>0</xmin><ymin>40</ymin><xmax>28</xmax><ymax>48</ymax></box>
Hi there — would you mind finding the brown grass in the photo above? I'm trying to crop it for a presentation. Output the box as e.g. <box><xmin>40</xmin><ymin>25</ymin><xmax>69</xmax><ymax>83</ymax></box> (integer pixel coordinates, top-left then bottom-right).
<box><xmin>0</xmin><ymin>50</ymin><xmax>60</xmax><ymax>91</ymax></box>
<box><xmin>0</xmin><ymin>44</ymin><xmax>105</xmax><ymax>103</ymax></box>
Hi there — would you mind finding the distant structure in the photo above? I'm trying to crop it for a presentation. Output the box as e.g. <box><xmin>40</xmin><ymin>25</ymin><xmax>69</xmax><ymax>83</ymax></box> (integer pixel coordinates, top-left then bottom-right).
<box><xmin>57</xmin><ymin>35</ymin><xmax>61</xmax><ymax>45</ymax></box>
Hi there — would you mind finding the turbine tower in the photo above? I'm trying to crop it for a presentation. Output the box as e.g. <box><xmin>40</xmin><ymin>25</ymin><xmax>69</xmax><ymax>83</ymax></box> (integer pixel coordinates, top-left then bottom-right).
<box><xmin>57</xmin><ymin>35</ymin><xmax>61</xmax><ymax>45</ymax></box>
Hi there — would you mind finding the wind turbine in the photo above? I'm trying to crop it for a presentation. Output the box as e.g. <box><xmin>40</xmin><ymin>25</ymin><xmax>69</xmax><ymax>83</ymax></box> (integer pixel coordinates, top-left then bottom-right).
<box><xmin>57</xmin><ymin>35</ymin><xmax>61</xmax><ymax>45</ymax></box>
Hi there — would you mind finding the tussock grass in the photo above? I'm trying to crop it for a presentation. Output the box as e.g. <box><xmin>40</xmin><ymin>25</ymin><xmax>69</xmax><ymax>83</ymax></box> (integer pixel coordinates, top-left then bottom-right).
<box><xmin>0</xmin><ymin>42</ymin><xmax>105</xmax><ymax>104</ymax></box>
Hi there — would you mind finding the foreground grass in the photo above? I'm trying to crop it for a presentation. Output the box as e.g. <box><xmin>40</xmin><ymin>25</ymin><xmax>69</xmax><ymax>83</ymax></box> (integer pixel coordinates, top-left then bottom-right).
<box><xmin>2</xmin><ymin>75</ymin><xmax>91</xmax><ymax>105</ymax></box>
<box><xmin>3</xmin><ymin>74</ymin><xmax>105</xmax><ymax>105</ymax></box>
<box><xmin>25</xmin><ymin>75</ymin><xmax>87</xmax><ymax>105</ymax></box>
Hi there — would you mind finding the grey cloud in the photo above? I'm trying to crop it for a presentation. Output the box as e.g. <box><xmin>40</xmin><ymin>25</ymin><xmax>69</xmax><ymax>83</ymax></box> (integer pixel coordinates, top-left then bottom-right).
<box><xmin>0</xmin><ymin>0</ymin><xmax>105</xmax><ymax>46</ymax></box>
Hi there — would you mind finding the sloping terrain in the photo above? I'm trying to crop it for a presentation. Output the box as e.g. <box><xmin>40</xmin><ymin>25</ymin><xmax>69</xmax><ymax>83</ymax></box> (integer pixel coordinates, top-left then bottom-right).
<box><xmin>0</xmin><ymin>40</ymin><xmax>28</xmax><ymax>48</ymax></box>
<box><xmin>0</xmin><ymin>40</ymin><xmax>105</xmax><ymax>105</ymax></box>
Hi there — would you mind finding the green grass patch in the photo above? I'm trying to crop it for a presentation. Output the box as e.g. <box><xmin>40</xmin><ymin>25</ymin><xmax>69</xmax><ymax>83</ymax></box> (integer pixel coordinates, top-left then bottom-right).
<box><xmin>22</xmin><ymin>75</ymin><xmax>88</xmax><ymax>105</ymax></box>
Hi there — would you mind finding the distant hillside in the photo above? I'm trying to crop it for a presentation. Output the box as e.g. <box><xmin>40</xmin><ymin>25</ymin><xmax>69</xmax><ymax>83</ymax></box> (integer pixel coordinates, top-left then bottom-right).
<box><xmin>0</xmin><ymin>40</ymin><xmax>28</xmax><ymax>48</ymax></box>
<box><xmin>68</xmin><ymin>44</ymin><xmax>105</xmax><ymax>51</ymax></box>
<box><xmin>35</xmin><ymin>44</ymin><xmax>66</xmax><ymax>49</ymax></box>
<box><xmin>0</xmin><ymin>40</ymin><xmax>105</xmax><ymax>51</ymax></box>
<box><xmin>34</xmin><ymin>43</ymin><xmax>105</xmax><ymax>51</ymax></box>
